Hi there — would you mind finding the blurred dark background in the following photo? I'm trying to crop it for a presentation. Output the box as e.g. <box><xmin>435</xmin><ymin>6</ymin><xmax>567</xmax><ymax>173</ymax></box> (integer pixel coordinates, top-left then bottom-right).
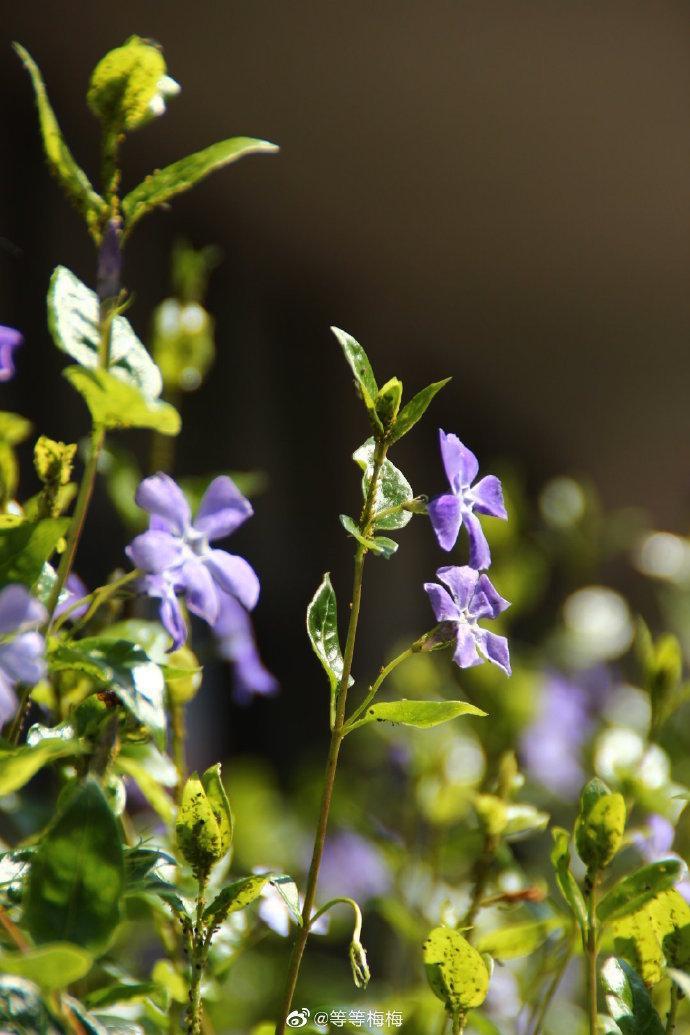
<box><xmin>1</xmin><ymin>1</ymin><xmax>689</xmax><ymax>769</ymax></box>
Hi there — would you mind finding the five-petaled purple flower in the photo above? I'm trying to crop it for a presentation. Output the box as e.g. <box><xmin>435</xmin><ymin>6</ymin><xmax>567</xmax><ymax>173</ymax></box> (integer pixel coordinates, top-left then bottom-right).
<box><xmin>0</xmin><ymin>584</ymin><xmax>47</xmax><ymax>727</ymax></box>
<box><xmin>424</xmin><ymin>565</ymin><xmax>511</xmax><ymax>675</ymax></box>
<box><xmin>126</xmin><ymin>473</ymin><xmax>260</xmax><ymax>650</ymax></box>
<box><xmin>0</xmin><ymin>326</ymin><xmax>23</xmax><ymax>383</ymax></box>
<box><xmin>213</xmin><ymin>591</ymin><xmax>278</xmax><ymax>705</ymax></box>
<box><xmin>428</xmin><ymin>430</ymin><xmax>507</xmax><ymax>569</ymax></box>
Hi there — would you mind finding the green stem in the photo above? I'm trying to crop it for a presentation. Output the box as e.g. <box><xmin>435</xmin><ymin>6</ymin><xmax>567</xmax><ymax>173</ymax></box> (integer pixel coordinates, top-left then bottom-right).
<box><xmin>52</xmin><ymin>568</ymin><xmax>140</xmax><ymax>633</ymax></box>
<box><xmin>6</xmin><ymin>686</ymin><xmax>33</xmax><ymax>745</ymax></box>
<box><xmin>453</xmin><ymin>1011</ymin><xmax>466</xmax><ymax>1035</ymax></box>
<box><xmin>586</xmin><ymin>875</ymin><xmax>600</xmax><ymax>1035</ymax></box>
<box><xmin>274</xmin><ymin>438</ymin><xmax>388</xmax><ymax>1035</ymax></box>
<box><xmin>188</xmin><ymin>874</ymin><xmax>209</xmax><ymax>1035</ymax></box>
<box><xmin>345</xmin><ymin>625</ymin><xmax>441</xmax><ymax>730</ymax></box>
<box><xmin>666</xmin><ymin>983</ymin><xmax>679</xmax><ymax>1034</ymax></box>
<box><xmin>308</xmin><ymin>896</ymin><xmax>362</xmax><ymax>939</ymax></box>
<box><xmin>531</xmin><ymin>942</ymin><xmax>573</xmax><ymax>1035</ymax></box>
<box><xmin>171</xmin><ymin>700</ymin><xmax>187</xmax><ymax>804</ymax></box>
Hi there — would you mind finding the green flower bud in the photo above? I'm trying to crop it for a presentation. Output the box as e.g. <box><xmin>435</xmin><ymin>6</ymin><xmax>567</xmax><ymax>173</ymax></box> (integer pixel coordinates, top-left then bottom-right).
<box><xmin>176</xmin><ymin>764</ymin><xmax>234</xmax><ymax>877</ymax></box>
<box><xmin>349</xmin><ymin>939</ymin><xmax>370</xmax><ymax>989</ymax></box>
<box><xmin>88</xmin><ymin>36</ymin><xmax>175</xmax><ymax>133</ymax></box>
<box><xmin>165</xmin><ymin>646</ymin><xmax>202</xmax><ymax>705</ymax></box>
<box><xmin>474</xmin><ymin>794</ymin><xmax>508</xmax><ymax>838</ymax></box>
<box><xmin>575</xmin><ymin>778</ymin><xmax>626</xmax><ymax>872</ymax></box>
<box><xmin>375</xmin><ymin>377</ymin><xmax>403</xmax><ymax>427</ymax></box>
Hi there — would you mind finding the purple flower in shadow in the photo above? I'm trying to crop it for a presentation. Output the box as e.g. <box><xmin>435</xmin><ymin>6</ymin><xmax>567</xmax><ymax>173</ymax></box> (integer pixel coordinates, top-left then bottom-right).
<box><xmin>0</xmin><ymin>585</ymin><xmax>47</xmax><ymax>727</ymax></box>
<box><xmin>428</xmin><ymin>430</ymin><xmax>506</xmax><ymax>569</ymax></box>
<box><xmin>0</xmin><ymin>326</ymin><xmax>22</xmax><ymax>382</ymax></box>
<box><xmin>54</xmin><ymin>573</ymin><xmax>89</xmax><ymax>623</ymax></box>
<box><xmin>521</xmin><ymin>674</ymin><xmax>592</xmax><ymax>797</ymax></box>
<box><xmin>126</xmin><ymin>473</ymin><xmax>259</xmax><ymax>650</ymax></box>
<box><xmin>424</xmin><ymin>565</ymin><xmax>511</xmax><ymax>675</ymax></box>
<box><xmin>634</xmin><ymin>815</ymin><xmax>690</xmax><ymax>902</ymax></box>
<box><xmin>213</xmin><ymin>591</ymin><xmax>279</xmax><ymax>704</ymax></box>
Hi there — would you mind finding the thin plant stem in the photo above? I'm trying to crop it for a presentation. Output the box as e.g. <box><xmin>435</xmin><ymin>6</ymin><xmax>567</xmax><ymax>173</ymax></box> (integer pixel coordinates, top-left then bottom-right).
<box><xmin>586</xmin><ymin>875</ymin><xmax>600</xmax><ymax>1035</ymax></box>
<box><xmin>171</xmin><ymin>700</ymin><xmax>187</xmax><ymax>803</ymax></box>
<box><xmin>531</xmin><ymin>943</ymin><xmax>573</xmax><ymax>1035</ymax></box>
<box><xmin>666</xmin><ymin>983</ymin><xmax>679</xmax><ymax>1034</ymax></box>
<box><xmin>274</xmin><ymin>438</ymin><xmax>388</xmax><ymax>1034</ymax></box>
<box><xmin>6</xmin><ymin>685</ymin><xmax>34</xmax><ymax>745</ymax></box>
<box><xmin>52</xmin><ymin>567</ymin><xmax>141</xmax><ymax>633</ymax></box>
<box><xmin>188</xmin><ymin>873</ymin><xmax>209</xmax><ymax>1035</ymax></box>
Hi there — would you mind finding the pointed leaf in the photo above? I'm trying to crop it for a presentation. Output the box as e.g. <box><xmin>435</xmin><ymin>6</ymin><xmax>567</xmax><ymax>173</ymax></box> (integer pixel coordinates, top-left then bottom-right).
<box><xmin>204</xmin><ymin>874</ymin><xmax>271</xmax><ymax>923</ymax></box>
<box><xmin>551</xmin><ymin>826</ymin><xmax>588</xmax><ymax>936</ymax></box>
<box><xmin>612</xmin><ymin>889</ymin><xmax>690</xmax><ymax>985</ymax></box>
<box><xmin>476</xmin><ymin>918</ymin><xmax>564</xmax><ymax>959</ymax></box>
<box><xmin>14</xmin><ymin>45</ymin><xmax>106</xmax><ymax>234</ymax></box>
<box><xmin>600</xmin><ymin>957</ymin><xmax>665</xmax><ymax>1035</ymax></box>
<box><xmin>122</xmin><ymin>137</ymin><xmax>278</xmax><ymax>235</ymax></box>
<box><xmin>389</xmin><ymin>378</ymin><xmax>451</xmax><ymax>443</ymax></box>
<box><xmin>49</xmin><ymin>266</ymin><xmax>163</xmax><ymax>398</ymax></box>
<box><xmin>331</xmin><ymin>327</ymin><xmax>378</xmax><ymax>411</ymax></box>
<box><xmin>64</xmin><ymin>366</ymin><xmax>181</xmax><ymax>435</ymax></box>
<box><xmin>351</xmin><ymin>699</ymin><xmax>486</xmax><ymax>732</ymax></box>
<box><xmin>270</xmin><ymin>874</ymin><xmax>302</xmax><ymax>926</ymax></box>
<box><xmin>0</xmin><ymin>943</ymin><xmax>93</xmax><ymax>991</ymax></box>
<box><xmin>339</xmin><ymin>514</ymin><xmax>398</xmax><ymax>558</ymax></box>
<box><xmin>306</xmin><ymin>573</ymin><xmax>344</xmax><ymax>695</ymax></box>
<box><xmin>24</xmin><ymin>778</ymin><xmax>125</xmax><ymax>953</ymax></box>
<box><xmin>0</xmin><ymin>517</ymin><xmax>69</xmax><ymax>589</ymax></box>
<box><xmin>0</xmin><ymin>738</ymin><xmax>85</xmax><ymax>796</ymax></box>
<box><xmin>598</xmin><ymin>858</ymin><xmax>687</xmax><ymax>923</ymax></box>
<box><xmin>353</xmin><ymin>438</ymin><xmax>413</xmax><ymax>530</ymax></box>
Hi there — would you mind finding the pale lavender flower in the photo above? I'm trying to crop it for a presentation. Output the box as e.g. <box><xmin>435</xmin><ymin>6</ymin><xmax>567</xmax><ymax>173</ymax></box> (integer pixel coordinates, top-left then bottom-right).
<box><xmin>424</xmin><ymin>565</ymin><xmax>511</xmax><ymax>674</ymax></box>
<box><xmin>634</xmin><ymin>815</ymin><xmax>690</xmax><ymax>902</ymax></box>
<box><xmin>54</xmin><ymin>573</ymin><xmax>89</xmax><ymax>622</ymax></box>
<box><xmin>428</xmin><ymin>430</ymin><xmax>506</xmax><ymax>569</ymax></box>
<box><xmin>521</xmin><ymin>673</ymin><xmax>592</xmax><ymax>797</ymax></box>
<box><xmin>0</xmin><ymin>585</ymin><xmax>47</xmax><ymax>727</ymax></box>
<box><xmin>126</xmin><ymin>473</ymin><xmax>259</xmax><ymax>650</ymax></box>
<box><xmin>318</xmin><ymin>831</ymin><xmax>391</xmax><ymax>903</ymax></box>
<box><xmin>213</xmin><ymin>591</ymin><xmax>278</xmax><ymax>704</ymax></box>
<box><xmin>0</xmin><ymin>326</ymin><xmax>22</xmax><ymax>382</ymax></box>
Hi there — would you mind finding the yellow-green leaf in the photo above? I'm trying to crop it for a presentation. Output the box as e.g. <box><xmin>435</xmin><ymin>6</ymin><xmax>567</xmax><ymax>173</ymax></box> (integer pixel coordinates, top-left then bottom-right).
<box><xmin>0</xmin><ymin>943</ymin><xmax>92</xmax><ymax>991</ymax></box>
<box><xmin>64</xmin><ymin>365</ymin><xmax>181</xmax><ymax>435</ymax></box>
<box><xmin>423</xmin><ymin>926</ymin><xmax>489</xmax><ymax>1014</ymax></box>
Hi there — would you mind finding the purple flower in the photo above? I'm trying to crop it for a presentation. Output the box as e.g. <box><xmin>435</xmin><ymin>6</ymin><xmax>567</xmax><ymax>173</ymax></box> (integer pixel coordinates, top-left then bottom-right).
<box><xmin>213</xmin><ymin>591</ymin><xmax>278</xmax><ymax>704</ymax></box>
<box><xmin>54</xmin><ymin>573</ymin><xmax>89</xmax><ymax>622</ymax></box>
<box><xmin>634</xmin><ymin>815</ymin><xmax>690</xmax><ymax>902</ymax></box>
<box><xmin>126</xmin><ymin>473</ymin><xmax>259</xmax><ymax>650</ymax></box>
<box><xmin>424</xmin><ymin>565</ymin><xmax>511</xmax><ymax>674</ymax></box>
<box><xmin>428</xmin><ymin>430</ymin><xmax>507</xmax><ymax>569</ymax></box>
<box><xmin>318</xmin><ymin>831</ymin><xmax>391</xmax><ymax>903</ymax></box>
<box><xmin>0</xmin><ymin>326</ymin><xmax>22</xmax><ymax>382</ymax></box>
<box><xmin>521</xmin><ymin>674</ymin><xmax>592</xmax><ymax>797</ymax></box>
<box><xmin>0</xmin><ymin>585</ymin><xmax>47</xmax><ymax>727</ymax></box>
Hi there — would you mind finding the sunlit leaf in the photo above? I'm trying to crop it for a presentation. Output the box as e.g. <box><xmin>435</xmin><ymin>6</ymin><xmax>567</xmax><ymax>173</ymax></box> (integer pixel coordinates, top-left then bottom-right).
<box><xmin>0</xmin><ymin>738</ymin><xmax>85</xmax><ymax>796</ymax></box>
<box><xmin>0</xmin><ymin>943</ymin><xmax>92</xmax><ymax>991</ymax></box>
<box><xmin>350</xmin><ymin>699</ymin><xmax>486</xmax><ymax>732</ymax></box>
<box><xmin>475</xmin><ymin>917</ymin><xmax>564</xmax><ymax>960</ymax></box>
<box><xmin>423</xmin><ymin>926</ymin><xmax>489</xmax><ymax>1014</ymax></box>
<box><xmin>353</xmin><ymin>438</ymin><xmax>413</xmax><ymax>530</ymax></box>
<box><xmin>389</xmin><ymin>378</ymin><xmax>451</xmax><ymax>443</ymax></box>
<box><xmin>64</xmin><ymin>366</ymin><xmax>180</xmax><ymax>435</ymax></box>
<box><xmin>331</xmin><ymin>327</ymin><xmax>378</xmax><ymax>414</ymax></box>
<box><xmin>0</xmin><ymin>517</ymin><xmax>69</xmax><ymax>589</ymax></box>
<box><xmin>598</xmin><ymin>858</ymin><xmax>687</xmax><ymax>923</ymax></box>
<box><xmin>600</xmin><ymin>957</ymin><xmax>664</xmax><ymax>1035</ymax></box>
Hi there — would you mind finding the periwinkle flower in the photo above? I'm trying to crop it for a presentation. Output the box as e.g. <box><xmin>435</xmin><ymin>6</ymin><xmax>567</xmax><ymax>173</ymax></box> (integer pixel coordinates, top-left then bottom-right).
<box><xmin>127</xmin><ymin>473</ymin><xmax>259</xmax><ymax>650</ymax></box>
<box><xmin>318</xmin><ymin>831</ymin><xmax>391</xmax><ymax>903</ymax></box>
<box><xmin>428</xmin><ymin>430</ymin><xmax>506</xmax><ymax>569</ymax></box>
<box><xmin>0</xmin><ymin>326</ymin><xmax>23</xmax><ymax>382</ymax></box>
<box><xmin>213</xmin><ymin>591</ymin><xmax>278</xmax><ymax>705</ymax></box>
<box><xmin>424</xmin><ymin>565</ymin><xmax>510</xmax><ymax>675</ymax></box>
<box><xmin>54</xmin><ymin>572</ymin><xmax>89</xmax><ymax>623</ymax></box>
<box><xmin>0</xmin><ymin>584</ymin><xmax>47</xmax><ymax>727</ymax></box>
<box><xmin>521</xmin><ymin>674</ymin><xmax>592</xmax><ymax>797</ymax></box>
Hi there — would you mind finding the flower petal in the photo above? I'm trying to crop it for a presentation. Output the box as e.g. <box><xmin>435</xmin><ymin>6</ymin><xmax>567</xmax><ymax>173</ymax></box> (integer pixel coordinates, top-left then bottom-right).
<box><xmin>471</xmin><ymin>475</ymin><xmax>507</xmax><ymax>519</ymax></box>
<box><xmin>475</xmin><ymin>573</ymin><xmax>510</xmax><ymax>618</ymax></box>
<box><xmin>452</xmin><ymin>623</ymin><xmax>482</xmax><ymax>669</ymax></box>
<box><xmin>476</xmin><ymin>629</ymin><xmax>511</xmax><ymax>675</ymax></box>
<box><xmin>428</xmin><ymin>493</ymin><xmax>462</xmax><ymax>552</ymax></box>
<box><xmin>424</xmin><ymin>582</ymin><xmax>460</xmax><ymax>623</ymax></box>
<box><xmin>194</xmin><ymin>476</ymin><xmax>253</xmax><ymax>541</ymax></box>
<box><xmin>126</xmin><ymin>529</ymin><xmax>184</xmax><ymax>574</ymax></box>
<box><xmin>0</xmin><ymin>633</ymin><xmax>46</xmax><ymax>686</ymax></box>
<box><xmin>0</xmin><ymin>585</ymin><xmax>46</xmax><ymax>634</ymax></box>
<box><xmin>0</xmin><ymin>671</ymin><xmax>17</xmax><ymax>727</ymax></box>
<box><xmin>464</xmin><ymin>511</ymin><xmax>491</xmax><ymax>570</ymax></box>
<box><xmin>135</xmin><ymin>473</ymin><xmax>191</xmax><ymax>535</ymax></box>
<box><xmin>439</xmin><ymin>430</ymin><xmax>479</xmax><ymax>491</ymax></box>
<box><xmin>0</xmin><ymin>326</ymin><xmax>22</xmax><ymax>383</ymax></box>
<box><xmin>204</xmin><ymin>551</ymin><xmax>260</xmax><ymax>611</ymax></box>
<box><xmin>215</xmin><ymin>594</ymin><xmax>279</xmax><ymax>704</ymax></box>
<box><xmin>181</xmin><ymin>560</ymin><xmax>220</xmax><ymax>625</ymax></box>
<box><xmin>140</xmin><ymin>574</ymin><xmax>187</xmax><ymax>650</ymax></box>
<box><xmin>436</xmin><ymin>565</ymin><xmax>478</xmax><ymax>612</ymax></box>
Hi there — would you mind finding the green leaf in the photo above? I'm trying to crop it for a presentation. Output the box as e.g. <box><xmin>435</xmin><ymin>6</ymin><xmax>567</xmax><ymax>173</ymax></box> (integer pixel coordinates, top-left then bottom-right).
<box><xmin>69</xmin><ymin>637</ymin><xmax>167</xmax><ymax>743</ymax></box>
<box><xmin>116</xmin><ymin>743</ymin><xmax>177</xmax><ymax>823</ymax></box>
<box><xmin>122</xmin><ymin>137</ymin><xmax>279</xmax><ymax>236</ymax></box>
<box><xmin>550</xmin><ymin>827</ymin><xmax>588</xmax><ymax>937</ymax></box>
<box><xmin>389</xmin><ymin>378</ymin><xmax>451</xmax><ymax>443</ymax></box>
<box><xmin>612</xmin><ymin>889</ymin><xmax>690</xmax><ymax>986</ymax></box>
<box><xmin>0</xmin><ymin>411</ymin><xmax>32</xmax><ymax>446</ymax></box>
<box><xmin>204</xmin><ymin>874</ymin><xmax>271</xmax><ymax>923</ymax></box>
<box><xmin>600</xmin><ymin>957</ymin><xmax>665</xmax><ymax>1035</ymax></box>
<box><xmin>331</xmin><ymin>327</ymin><xmax>378</xmax><ymax>413</ymax></box>
<box><xmin>270</xmin><ymin>874</ymin><xmax>302</xmax><ymax>926</ymax></box>
<box><xmin>353</xmin><ymin>438</ymin><xmax>413</xmax><ymax>530</ymax></box>
<box><xmin>575</xmin><ymin>778</ymin><xmax>626</xmax><ymax>871</ymax></box>
<box><xmin>475</xmin><ymin>917</ymin><xmax>564</xmax><ymax>960</ymax></box>
<box><xmin>667</xmin><ymin>968</ymin><xmax>690</xmax><ymax>999</ymax></box>
<box><xmin>375</xmin><ymin>377</ymin><xmax>403</xmax><ymax>427</ymax></box>
<box><xmin>351</xmin><ymin>699</ymin><xmax>486</xmax><ymax>732</ymax></box>
<box><xmin>24</xmin><ymin>777</ymin><xmax>125</xmax><ymax>953</ymax></box>
<box><xmin>423</xmin><ymin>926</ymin><xmax>489</xmax><ymax>1014</ymax></box>
<box><xmin>0</xmin><ymin>943</ymin><xmax>92</xmax><ymax>991</ymax></box>
<box><xmin>339</xmin><ymin>514</ymin><xmax>398</xmax><ymax>559</ymax></box>
<box><xmin>306</xmin><ymin>573</ymin><xmax>345</xmax><ymax>706</ymax></box>
<box><xmin>0</xmin><ymin>738</ymin><xmax>85</xmax><ymax>796</ymax></box>
<box><xmin>0</xmin><ymin>517</ymin><xmax>69</xmax><ymax>589</ymax></box>
<box><xmin>14</xmin><ymin>45</ymin><xmax>107</xmax><ymax>234</ymax></box>
<box><xmin>85</xmin><ymin>981</ymin><xmax>158</xmax><ymax>1010</ymax></box>
<box><xmin>64</xmin><ymin>366</ymin><xmax>180</xmax><ymax>435</ymax></box>
<box><xmin>598</xmin><ymin>859</ymin><xmax>688</xmax><ymax>923</ymax></box>
<box><xmin>87</xmin><ymin>36</ymin><xmax>167</xmax><ymax>133</ymax></box>
<box><xmin>49</xmin><ymin>267</ymin><xmax>163</xmax><ymax>398</ymax></box>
